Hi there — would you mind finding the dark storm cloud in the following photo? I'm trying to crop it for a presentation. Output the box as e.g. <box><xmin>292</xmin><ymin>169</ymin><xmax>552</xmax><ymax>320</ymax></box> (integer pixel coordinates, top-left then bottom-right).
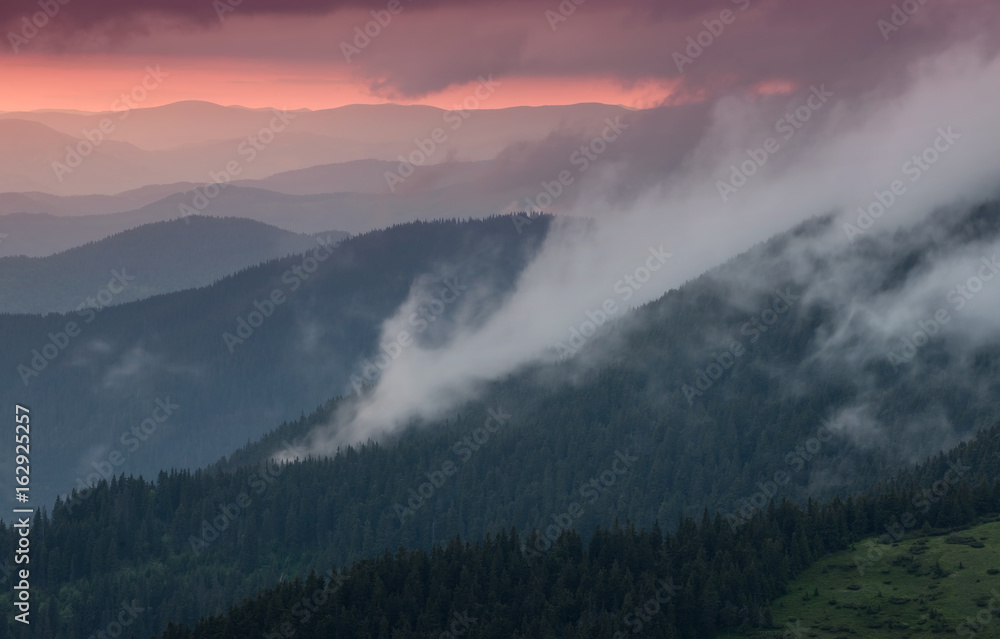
<box><xmin>4</xmin><ymin>0</ymin><xmax>998</xmax><ymax>104</ymax></box>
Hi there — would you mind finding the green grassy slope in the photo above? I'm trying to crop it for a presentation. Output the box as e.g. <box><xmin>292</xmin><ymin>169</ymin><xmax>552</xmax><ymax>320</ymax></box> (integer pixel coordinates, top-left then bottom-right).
<box><xmin>725</xmin><ymin>518</ymin><xmax>1000</xmax><ymax>638</ymax></box>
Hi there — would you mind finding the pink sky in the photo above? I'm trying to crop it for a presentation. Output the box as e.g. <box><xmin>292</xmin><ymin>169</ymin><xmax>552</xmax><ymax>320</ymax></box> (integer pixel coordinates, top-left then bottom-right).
<box><xmin>0</xmin><ymin>54</ymin><xmax>682</xmax><ymax>112</ymax></box>
<box><xmin>1</xmin><ymin>0</ymin><xmax>996</xmax><ymax>112</ymax></box>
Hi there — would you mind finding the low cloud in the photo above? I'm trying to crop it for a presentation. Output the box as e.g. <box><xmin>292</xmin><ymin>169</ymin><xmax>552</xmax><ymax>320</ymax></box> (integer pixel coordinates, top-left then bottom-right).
<box><xmin>280</xmin><ymin>44</ymin><xmax>1000</xmax><ymax>460</ymax></box>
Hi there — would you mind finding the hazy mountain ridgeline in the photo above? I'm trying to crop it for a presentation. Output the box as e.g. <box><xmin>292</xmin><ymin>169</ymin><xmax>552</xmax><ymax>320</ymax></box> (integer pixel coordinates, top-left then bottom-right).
<box><xmin>0</xmin><ymin>216</ymin><xmax>349</xmax><ymax>313</ymax></box>
<box><xmin>0</xmin><ymin>152</ymin><xmax>585</xmax><ymax>258</ymax></box>
<box><xmin>0</xmin><ymin>99</ymin><xmax>703</xmax><ymax>260</ymax></box>
<box><xmin>0</xmin><ymin>188</ymin><xmax>376</xmax><ymax>258</ymax></box>
<box><xmin>0</xmin><ymin>215</ymin><xmax>553</xmax><ymax>513</ymax></box>
<box><xmin>0</xmin><ymin>183</ymin><xmax>202</xmax><ymax>217</ymax></box>
<box><xmin>0</xmin><ymin>102</ymin><xmax>631</xmax><ymax>196</ymax></box>
<box><xmin>0</xmin><ymin>101</ymin><xmax>629</xmax><ymax>156</ymax></box>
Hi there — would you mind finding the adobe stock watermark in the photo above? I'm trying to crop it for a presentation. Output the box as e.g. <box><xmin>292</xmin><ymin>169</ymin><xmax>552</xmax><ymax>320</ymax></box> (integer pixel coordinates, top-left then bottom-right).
<box><xmin>340</xmin><ymin>0</ymin><xmax>412</xmax><ymax>61</ymax></box>
<box><xmin>213</xmin><ymin>0</ymin><xmax>242</xmax><ymax>21</ymax></box>
<box><xmin>7</xmin><ymin>0</ymin><xmax>70</xmax><ymax>54</ymax></box>
<box><xmin>85</xmin><ymin>600</ymin><xmax>145</xmax><ymax>639</ymax></box>
<box><xmin>63</xmin><ymin>398</ymin><xmax>179</xmax><ymax>515</ymax></box>
<box><xmin>509</xmin><ymin>117</ymin><xmax>629</xmax><ymax>214</ymax></box>
<box><xmin>957</xmin><ymin>589</ymin><xmax>1000</xmax><ymax>638</ymax></box>
<box><xmin>612</xmin><ymin>577</ymin><xmax>681</xmax><ymax>637</ymax></box>
<box><xmin>877</xmin><ymin>0</ymin><xmax>929</xmax><ymax>41</ymax></box>
<box><xmin>843</xmin><ymin>126</ymin><xmax>960</xmax><ymax>242</ymax></box>
<box><xmin>223</xmin><ymin>235</ymin><xmax>338</xmax><ymax>353</ymax></box>
<box><xmin>886</xmin><ymin>254</ymin><xmax>1000</xmax><ymax>371</ymax></box>
<box><xmin>852</xmin><ymin>459</ymin><xmax>970</xmax><ymax>575</ymax></box>
<box><xmin>673</xmin><ymin>0</ymin><xmax>752</xmax><ymax>73</ymax></box>
<box><xmin>522</xmin><ymin>450</ymin><xmax>639</xmax><ymax>559</ymax></box>
<box><xmin>716</xmin><ymin>85</ymin><xmax>833</xmax><ymax>202</ymax></box>
<box><xmin>178</xmin><ymin>108</ymin><xmax>297</xmax><ymax>220</ymax></box>
<box><xmin>545</xmin><ymin>0</ymin><xmax>586</xmax><ymax>31</ymax></box>
<box><xmin>383</xmin><ymin>75</ymin><xmax>501</xmax><ymax>191</ymax></box>
<box><xmin>432</xmin><ymin>611</ymin><xmax>477</xmax><ymax>639</ymax></box>
<box><xmin>682</xmin><ymin>287</ymin><xmax>798</xmax><ymax>405</ymax></box>
<box><xmin>350</xmin><ymin>277</ymin><xmax>467</xmax><ymax>394</ymax></box>
<box><xmin>187</xmin><ymin>457</ymin><xmax>286</xmax><ymax>555</ymax></box>
<box><xmin>552</xmin><ymin>245</ymin><xmax>672</xmax><ymax>360</ymax></box>
<box><xmin>51</xmin><ymin>66</ymin><xmax>169</xmax><ymax>183</ymax></box>
<box><xmin>263</xmin><ymin>567</ymin><xmax>349</xmax><ymax>638</ymax></box>
<box><xmin>16</xmin><ymin>268</ymin><xmax>134</xmax><ymax>386</ymax></box>
<box><xmin>393</xmin><ymin>408</ymin><xmax>510</xmax><ymax>524</ymax></box>
<box><xmin>725</xmin><ymin>417</ymin><xmax>834</xmax><ymax>532</ymax></box>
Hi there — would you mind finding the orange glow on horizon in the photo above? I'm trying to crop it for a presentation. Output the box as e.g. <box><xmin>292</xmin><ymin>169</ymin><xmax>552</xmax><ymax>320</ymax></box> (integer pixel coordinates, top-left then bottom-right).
<box><xmin>0</xmin><ymin>54</ymin><xmax>681</xmax><ymax>113</ymax></box>
<box><xmin>753</xmin><ymin>79</ymin><xmax>797</xmax><ymax>96</ymax></box>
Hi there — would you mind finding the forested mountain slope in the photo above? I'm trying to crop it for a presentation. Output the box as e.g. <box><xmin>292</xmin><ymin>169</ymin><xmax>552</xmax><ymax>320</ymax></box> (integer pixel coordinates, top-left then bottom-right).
<box><xmin>6</xmin><ymin>417</ymin><xmax>999</xmax><ymax>638</ymax></box>
<box><xmin>3</xmin><ymin>198</ymin><xmax>1000</xmax><ymax>636</ymax></box>
<box><xmin>0</xmin><ymin>215</ymin><xmax>552</xmax><ymax>511</ymax></box>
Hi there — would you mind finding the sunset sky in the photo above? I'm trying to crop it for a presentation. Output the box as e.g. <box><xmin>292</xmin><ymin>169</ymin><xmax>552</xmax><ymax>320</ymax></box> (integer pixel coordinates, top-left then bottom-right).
<box><xmin>1</xmin><ymin>0</ymin><xmax>997</xmax><ymax>112</ymax></box>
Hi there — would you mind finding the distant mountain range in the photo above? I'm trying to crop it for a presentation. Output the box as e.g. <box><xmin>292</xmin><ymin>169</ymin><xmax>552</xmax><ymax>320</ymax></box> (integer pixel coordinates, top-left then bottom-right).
<box><xmin>0</xmin><ymin>100</ymin><xmax>689</xmax><ymax>261</ymax></box>
<box><xmin>0</xmin><ymin>153</ymin><xmax>577</xmax><ymax>256</ymax></box>
<box><xmin>0</xmin><ymin>216</ymin><xmax>348</xmax><ymax>314</ymax></box>
<box><xmin>0</xmin><ymin>101</ymin><xmax>631</xmax><ymax>196</ymax></box>
<box><xmin>0</xmin><ymin>179</ymin><xmax>521</xmax><ymax>257</ymax></box>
